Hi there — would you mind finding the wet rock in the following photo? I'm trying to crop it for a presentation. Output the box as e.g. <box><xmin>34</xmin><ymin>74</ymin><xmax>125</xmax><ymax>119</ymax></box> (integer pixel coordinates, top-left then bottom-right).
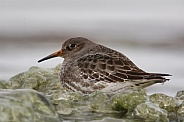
<box><xmin>176</xmin><ymin>90</ymin><xmax>184</xmax><ymax>100</ymax></box>
<box><xmin>175</xmin><ymin>90</ymin><xmax>184</xmax><ymax>121</ymax></box>
<box><xmin>178</xmin><ymin>101</ymin><xmax>184</xmax><ymax>119</ymax></box>
<box><xmin>51</xmin><ymin>91</ymin><xmax>81</xmax><ymax>115</ymax></box>
<box><xmin>9</xmin><ymin>64</ymin><xmax>62</xmax><ymax>92</ymax></box>
<box><xmin>111</xmin><ymin>89</ymin><xmax>147</xmax><ymax>113</ymax></box>
<box><xmin>52</xmin><ymin>91</ymin><xmax>113</xmax><ymax>115</ymax></box>
<box><xmin>149</xmin><ymin>93</ymin><xmax>180</xmax><ymax>112</ymax></box>
<box><xmin>79</xmin><ymin>91</ymin><xmax>114</xmax><ymax>113</ymax></box>
<box><xmin>135</xmin><ymin>102</ymin><xmax>168</xmax><ymax>121</ymax></box>
<box><xmin>4</xmin><ymin>65</ymin><xmax>184</xmax><ymax>121</ymax></box>
<box><xmin>0</xmin><ymin>80</ymin><xmax>10</xmax><ymax>89</ymax></box>
<box><xmin>0</xmin><ymin>89</ymin><xmax>60</xmax><ymax>122</ymax></box>
<box><xmin>90</xmin><ymin>117</ymin><xmax>139</xmax><ymax>122</ymax></box>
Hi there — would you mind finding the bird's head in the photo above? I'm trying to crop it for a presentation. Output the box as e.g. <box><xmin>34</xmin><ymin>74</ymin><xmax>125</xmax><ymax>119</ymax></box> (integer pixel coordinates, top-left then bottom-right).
<box><xmin>38</xmin><ymin>37</ymin><xmax>94</xmax><ymax>63</ymax></box>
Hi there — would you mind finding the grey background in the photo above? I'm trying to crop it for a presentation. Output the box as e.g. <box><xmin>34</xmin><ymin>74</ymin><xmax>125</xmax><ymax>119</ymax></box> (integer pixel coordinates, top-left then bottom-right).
<box><xmin>0</xmin><ymin>0</ymin><xmax>184</xmax><ymax>96</ymax></box>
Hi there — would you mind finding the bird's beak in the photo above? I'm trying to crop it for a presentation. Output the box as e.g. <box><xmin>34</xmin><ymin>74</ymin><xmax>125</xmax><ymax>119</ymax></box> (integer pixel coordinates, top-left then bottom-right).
<box><xmin>38</xmin><ymin>49</ymin><xmax>62</xmax><ymax>63</ymax></box>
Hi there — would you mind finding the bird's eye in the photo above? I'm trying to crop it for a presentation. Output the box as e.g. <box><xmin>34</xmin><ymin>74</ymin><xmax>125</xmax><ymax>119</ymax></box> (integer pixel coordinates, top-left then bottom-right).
<box><xmin>66</xmin><ymin>44</ymin><xmax>77</xmax><ymax>51</ymax></box>
<box><xmin>70</xmin><ymin>44</ymin><xmax>76</xmax><ymax>48</ymax></box>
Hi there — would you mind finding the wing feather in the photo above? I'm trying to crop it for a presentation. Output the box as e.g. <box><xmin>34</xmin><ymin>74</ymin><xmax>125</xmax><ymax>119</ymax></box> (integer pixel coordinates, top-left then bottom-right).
<box><xmin>77</xmin><ymin>53</ymin><xmax>165</xmax><ymax>83</ymax></box>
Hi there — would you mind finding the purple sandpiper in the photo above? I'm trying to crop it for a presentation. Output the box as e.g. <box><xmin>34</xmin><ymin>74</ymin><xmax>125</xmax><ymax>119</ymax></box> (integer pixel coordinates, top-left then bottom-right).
<box><xmin>38</xmin><ymin>37</ymin><xmax>171</xmax><ymax>94</ymax></box>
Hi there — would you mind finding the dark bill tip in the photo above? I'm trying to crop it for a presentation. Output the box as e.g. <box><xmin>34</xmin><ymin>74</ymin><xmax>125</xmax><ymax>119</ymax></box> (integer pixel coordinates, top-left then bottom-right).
<box><xmin>38</xmin><ymin>49</ymin><xmax>62</xmax><ymax>63</ymax></box>
<box><xmin>38</xmin><ymin>55</ymin><xmax>55</xmax><ymax>63</ymax></box>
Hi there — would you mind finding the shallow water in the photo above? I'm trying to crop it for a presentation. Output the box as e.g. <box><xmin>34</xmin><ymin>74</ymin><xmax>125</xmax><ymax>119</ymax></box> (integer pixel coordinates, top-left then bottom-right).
<box><xmin>0</xmin><ymin>40</ymin><xmax>183</xmax><ymax>97</ymax></box>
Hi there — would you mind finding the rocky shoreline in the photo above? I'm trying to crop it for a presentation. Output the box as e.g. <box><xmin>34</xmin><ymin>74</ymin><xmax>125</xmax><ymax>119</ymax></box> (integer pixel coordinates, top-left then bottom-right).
<box><xmin>0</xmin><ymin>65</ymin><xmax>183</xmax><ymax>122</ymax></box>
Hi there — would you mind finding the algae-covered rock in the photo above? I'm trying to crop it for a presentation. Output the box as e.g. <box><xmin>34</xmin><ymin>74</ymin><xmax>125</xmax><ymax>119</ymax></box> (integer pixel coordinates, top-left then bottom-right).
<box><xmin>149</xmin><ymin>93</ymin><xmax>179</xmax><ymax>112</ymax></box>
<box><xmin>175</xmin><ymin>90</ymin><xmax>184</xmax><ymax>120</ymax></box>
<box><xmin>84</xmin><ymin>91</ymin><xmax>112</xmax><ymax>112</ymax></box>
<box><xmin>178</xmin><ymin>101</ymin><xmax>184</xmax><ymax>119</ymax></box>
<box><xmin>0</xmin><ymin>89</ymin><xmax>60</xmax><ymax>122</ymax></box>
<box><xmin>135</xmin><ymin>102</ymin><xmax>168</xmax><ymax>121</ymax></box>
<box><xmin>51</xmin><ymin>91</ymin><xmax>81</xmax><ymax>115</ymax></box>
<box><xmin>3</xmin><ymin>64</ymin><xmax>184</xmax><ymax>121</ymax></box>
<box><xmin>9</xmin><ymin>64</ymin><xmax>62</xmax><ymax>92</ymax></box>
<box><xmin>176</xmin><ymin>90</ymin><xmax>184</xmax><ymax>100</ymax></box>
<box><xmin>111</xmin><ymin>89</ymin><xmax>147</xmax><ymax>113</ymax></box>
<box><xmin>90</xmin><ymin>117</ymin><xmax>141</xmax><ymax>122</ymax></box>
<box><xmin>52</xmin><ymin>91</ymin><xmax>113</xmax><ymax>115</ymax></box>
<box><xmin>0</xmin><ymin>80</ymin><xmax>10</xmax><ymax>89</ymax></box>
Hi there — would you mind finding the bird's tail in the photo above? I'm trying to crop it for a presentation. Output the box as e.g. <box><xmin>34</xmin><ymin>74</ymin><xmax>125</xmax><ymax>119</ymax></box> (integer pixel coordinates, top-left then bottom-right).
<box><xmin>131</xmin><ymin>73</ymin><xmax>171</xmax><ymax>88</ymax></box>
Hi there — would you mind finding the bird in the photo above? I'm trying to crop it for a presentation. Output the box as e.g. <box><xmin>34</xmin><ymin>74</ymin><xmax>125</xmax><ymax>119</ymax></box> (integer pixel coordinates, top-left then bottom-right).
<box><xmin>38</xmin><ymin>37</ymin><xmax>171</xmax><ymax>94</ymax></box>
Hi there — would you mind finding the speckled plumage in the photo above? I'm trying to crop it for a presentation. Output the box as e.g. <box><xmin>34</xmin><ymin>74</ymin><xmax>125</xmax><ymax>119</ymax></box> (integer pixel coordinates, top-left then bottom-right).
<box><xmin>38</xmin><ymin>37</ymin><xmax>171</xmax><ymax>94</ymax></box>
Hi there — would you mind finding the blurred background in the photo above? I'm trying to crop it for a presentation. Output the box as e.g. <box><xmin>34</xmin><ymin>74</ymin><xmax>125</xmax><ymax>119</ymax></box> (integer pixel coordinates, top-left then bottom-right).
<box><xmin>0</xmin><ymin>0</ymin><xmax>184</xmax><ymax>96</ymax></box>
